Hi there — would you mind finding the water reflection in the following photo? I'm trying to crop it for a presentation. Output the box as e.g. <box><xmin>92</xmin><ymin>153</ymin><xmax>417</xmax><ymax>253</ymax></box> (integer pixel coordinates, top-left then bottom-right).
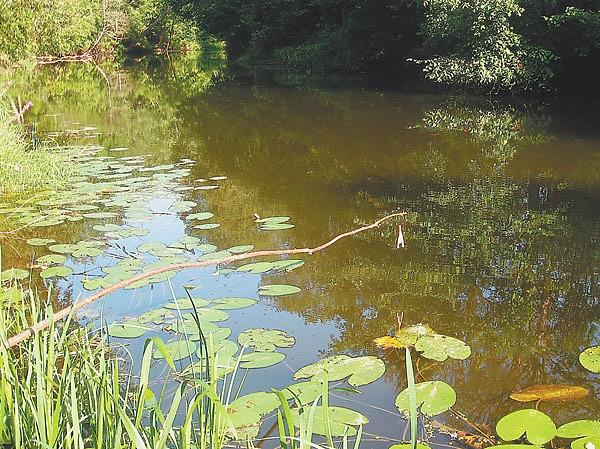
<box><xmin>1</xmin><ymin>60</ymin><xmax>599</xmax><ymax>438</ymax></box>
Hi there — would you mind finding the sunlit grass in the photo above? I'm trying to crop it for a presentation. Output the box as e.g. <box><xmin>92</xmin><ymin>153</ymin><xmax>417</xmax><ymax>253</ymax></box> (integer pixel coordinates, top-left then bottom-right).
<box><xmin>0</xmin><ymin>100</ymin><xmax>77</xmax><ymax>195</ymax></box>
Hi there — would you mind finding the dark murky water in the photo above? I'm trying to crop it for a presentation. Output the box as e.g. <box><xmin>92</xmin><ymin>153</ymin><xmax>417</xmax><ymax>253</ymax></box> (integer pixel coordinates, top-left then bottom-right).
<box><xmin>1</xmin><ymin>56</ymin><xmax>599</xmax><ymax>446</ymax></box>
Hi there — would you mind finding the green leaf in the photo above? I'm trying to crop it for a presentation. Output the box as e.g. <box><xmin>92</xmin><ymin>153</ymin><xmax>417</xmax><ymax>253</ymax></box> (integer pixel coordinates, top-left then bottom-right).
<box><xmin>227</xmin><ymin>392</ymin><xmax>280</xmax><ymax>428</ymax></box>
<box><xmin>294</xmin><ymin>355</ymin><xmax>385</xmax><ymax>387</ymax></box>
<box><xmin>212</xmin><ymin>297</ymin><xmax>257</xmax><ymax>310</ymax></box>
<box><xmin>153</xmin><ymin>340</ymin><xmax>197</xmax><ymax>362</ymax></box>
<box><xmin>26</xmin><ymin>238</ymin><xmax>55</xmax><ymax>246</ymax></box>
<box><xmin>271</xmin><ymin>259</ymin><xmax>305</xmax><ymax>272</ymax></box>
<box><xmin>107</xmin><ymin>322</ymin><xmax>149</xmax><ymax>339</ymax></box>
<box><xmin>579</xmin><ymin>347</ymin><xmax>600</xmax><ymax>373</ymax></box>
<box><xmin>228</xmin><ymin>244</ymin><xmax>255</xmax><ymax>254</ymax></box>
<box><xmin>291</xmin><ymin>406</ymin><xmax>368</xmax><ymax>437</ymax></box>
<box><xmin>395</xmin><ymin>381</ymin><xmax>456</xmax><ymax>416</ymax></box>
<box><xmin>255</xmin><ymin>216</ymin><xmax>290</xmax><ymax>224</ymax></box>
<box><xmin>414</xmin><ymin>334</ymin><xmax>471</xmax><ymax>361</ymax></box>
<box><xmin>258</xmin><ymin>284</ymin><xmax>301</xmax><ymax>296</ymax></box>
<box><xmin>186</xmin><ymin>212</ymin><xmax>214</xmax><ymax>220</ymax></box>
<box><xmin>163</xmin><ymin>297</ymin><xmax>210</xmax><ymax>310</ymax></box>
<box><xmin>238</xmin><ymin>328</ymin><xmax>295</xmax><ymax>352</ymax></box>
<box><xmin>194</xmin><ymin>223</ymin><xmax>220</xmax><ymax>230</ymax></box>
<box><xmin>557</xmin><ymin>421</ymin><xmax>600</xmax><ymax>438</ymax></box>
<box><xmin>282</xmin><ymin>381</ymin><xmax>322</xmax><ymax>405</ymax></box>
<box><xmin>571</xmin><ymin>435</ymin><xmax>600</xmax><ymax>449</ymax></box>
<box><xmin>1</xmin><ymin>268</ymin><xmax>29</xmax><ymax>282</ymax></box>
<box><xmin>40</xmin><ymin>265</ymin><xmax>73</xmax><ymax>279</ymax></box>
<box><xmin>260</xmin><ymin>223</ymin><xmax>295</xmax><ymax>231</ymax></box>
<box><xmin>237</xmin><ymin>262</ymin><xmax>274</xmax><ymax>274</ymax></box>
<box><xmin>240</xmin><ymin>352</ymin><xmax>286</xmax><ymax>369</ymax></box>
<box><xmin>496</xmin><ymin>409</ymin><xmax>556</xmax><ymax>445</ymax></box>
<box><xmin>37</xmin><ymin>254</ymin><xmax>67</xmax><ymax>265</ymax></box>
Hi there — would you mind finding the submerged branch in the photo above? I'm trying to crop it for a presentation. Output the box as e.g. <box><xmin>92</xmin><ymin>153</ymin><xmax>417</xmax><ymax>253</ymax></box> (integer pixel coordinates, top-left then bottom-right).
<box><xmin>5</xmin><ymin>212</ymin><xmax>406</xmax><ymax>348</ymax></box>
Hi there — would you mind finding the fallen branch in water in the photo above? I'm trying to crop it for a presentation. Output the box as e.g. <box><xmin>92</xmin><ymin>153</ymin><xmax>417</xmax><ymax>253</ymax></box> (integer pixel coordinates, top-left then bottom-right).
<box><xmin>6</xmin><ymin>212</ymin><xmax>406</xmax><ymax>348</ymax></box>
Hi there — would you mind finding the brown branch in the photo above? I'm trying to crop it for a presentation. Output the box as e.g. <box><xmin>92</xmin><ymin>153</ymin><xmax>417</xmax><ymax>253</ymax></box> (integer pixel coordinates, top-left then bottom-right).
<box><xmin>5</xmin><ymin>212</ymin><xmax>406</xmax><ymax>348</ymax></box>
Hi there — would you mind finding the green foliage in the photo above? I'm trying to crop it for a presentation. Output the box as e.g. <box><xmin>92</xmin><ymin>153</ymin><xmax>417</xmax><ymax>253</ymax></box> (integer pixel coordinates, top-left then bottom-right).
<box><xmin>413</xmin><ymin>0</ymin><xmax>554</xmax><ymax>90</ymax></box>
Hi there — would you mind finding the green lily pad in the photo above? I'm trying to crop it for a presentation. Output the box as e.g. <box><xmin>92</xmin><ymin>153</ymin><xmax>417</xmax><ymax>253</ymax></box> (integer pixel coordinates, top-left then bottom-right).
<box><xmin>240</xmin><ymin>351</ymin><xmax>286</xmax><ymax>369</ymax></box>
<box><xmin>169</xmin><ymin>200</ymin><xmax>197</xmax><ymax>213</ymax></box>
<box><xmin>227</xmin><ymin>392</ymin><xmax>279</xmax><ymax>428</ymax></box>
<box><xmin>415</xmin><ymin>334</ymin><xmax>471</xmax><ymax>361</ymax></box>
<box><xmin>40</xmin><ymin>266</ymin><xmax>73</xmax><ymax>279</ymax></box>
<box><xmin>194</xmin><ymin>223</ymin><xmax>220</xmax><ymax>230</ymax></box>
<box><xmin>294</xmin><ymin>355</ymin><xmax>385</xmax><ymax>387</ymax></box>
<box><xmin>557</xmin><ymin>420</ymin><xmax>600</xmax><ymax>438</ymax></box>
<box><xmin>282</xmin><ymin>381</ymin><xmax>322</xmax><ymax>405</ymax></box>
<box><xmin>137</xmin><ymin>242</ymin><xmax>167</xmax><ymax>253</ymax></box>
<box><xmin>107</xmin><ymin>322</ymin><xmax>149</xmax><ymax>339</ymax></box>
<box><xmin>83</xmin><ymin>212</ymin><xmax>118</xmax><ymax>219</ymax></box>
<box><xmin>579</xmin><ymin>347</ymin><xmax>600</xmax><ymax>373</ymax></box>
<box><xmin>395</xmin><ymin>380</ymin><xmax>456</xmax><ymax>416</ymax></box>
<box><xmin>228</xmin><ymin>244</ymin><xmax>255</xmax><ymax>254</ymax></box>
<box><xmin>271</xmin><ymin>259</ymin><xmax>305</xmax><ymax>272</ymax></box>
<box><xmin>153</xmin><ymin>340</ymin><xmax>197</xmax><ymax>362</ymax></box>
<box><xmin>260</xmin><ymin>223</ymin><xmax>295</xmax><ymax>231</ymax></box>
<box><xmin>572</xmin><ymin>435</ymin><xmax>600</xmax><ymax>449</ymax></box>
<box><xmin>238</xmin><ymin>328</ymin><xmax>295</xmax><ymax>352</ymax></box>
<box><xmin>26</xmin><ymin>238</ymin><xmax>55</xmax><ymax>246</ymax></box>
<box><xmin>496</xmin><ymin>409</ymin><xmax>556</xmax><ymax>445</ymax></box>
<box><xmin>255</xmin><ymin>216</ymin><xmax>290</xmax><ymax>224</ymax></box>
<box><xmin>1</xmin><ymin>268</ymin><xmax>29</xmax><ymax>282</ymax></box>
<box><xmin>163</xmin><ymin>297</ymin><xmax>210</xmax><ymax>310</ymax></box>
<box><xmin>212</xmin><ymin>297</ymin><xmax>257</xmax><ymax>310</ymax></box>
<box><xmin>258</xmin><ymin>284</ymin><xmax>301</xmax><ymax>296</ymax></box>
<box><xmin>186</xmin><ymin>212</ymin><xmax>214</xmax><ymax>220</ymax></box>
<box><xmin>237</xmin><ymin>262</ymin><xmax>274</xmax><ymax>274</ymax></box>
<box><xmin>197</xmin><ymin>250</ymin><xmax>231</xmax><ymax>261</ymax></box>
<box><xmin>37</xmin><ymin>254</ymin><xmax>68</xmax><ymax>265</ymax></box>
<box><xmin>291</xmin><ymin>406</ymin><xmax>368</xmax><ymax>437</ymax></box>
<box><xmin>82</xmin><ymin>278</ymin><xmax>106</xmax><ymax>290</ymax></box>
<box><xmin>137</xmin><ymin>308</ymin><xmax>172</xmax><ymax>324</ymax></box>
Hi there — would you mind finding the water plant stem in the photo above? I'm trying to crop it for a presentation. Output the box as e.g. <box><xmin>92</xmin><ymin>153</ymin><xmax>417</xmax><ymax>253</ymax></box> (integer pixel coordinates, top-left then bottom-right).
<box><xmin>5</xmin><ymin>212</ymin><xmax>406</xmax><ymax>348</ymax></box>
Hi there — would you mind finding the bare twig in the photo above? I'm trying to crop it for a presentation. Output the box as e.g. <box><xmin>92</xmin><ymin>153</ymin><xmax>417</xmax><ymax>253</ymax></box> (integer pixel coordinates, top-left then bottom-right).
<box><xmin>5</xmin><ymin>212</ymin><xmax>406</xmax><ymax>348</ymax></box>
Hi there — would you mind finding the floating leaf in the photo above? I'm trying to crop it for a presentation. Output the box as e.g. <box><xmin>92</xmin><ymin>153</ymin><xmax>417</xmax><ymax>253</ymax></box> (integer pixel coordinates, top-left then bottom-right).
<box><xmin>212</xmin><ymin>297</ymin><xmax>257</xmax><ymax>310</ymax></box>
<box><xmin>137</xmin><ymin>308</ymin><xmax>172</xmax><ymax>325</ymax></box>
<box><xmin>227</xmin><ymin>392</ymin><xmax>279</xmax><ymax>428</ymax></box>
<box><xmin>389</xmin><ymin>444</ymin><xmax>431</xmax><ymax>449</ymax></box>
<box><xmin>294</xmin><ymin>355</ymin><xmax>385</xmax><ymax>387</ymax></box>
<box><xmin>83</xmin><ymin>212</ymin><xmax>118</xmax><ymax>219</ymax></box>
<box><xmin>238</xmin><ymin>328</ymin><xmax>295</xmax><ymax>352</ymax></box>
<box><xmin>228</xmin><ymin>244</ymin><xmax>255</xmax><ymax>254</ymax></box>
<box><xmin>572</xmin><ymin>436</ymin><xmax>600</xmax><ymax>449</ymax></box>
<box><xmin>237</xmin><ymin>262</ymin><xmax>274</xmax><ymax>274</ymax></box>
<box><xmin>194</xmin><ymin>223</ymin><xmax>220</xmax><ymax>230</ymax></box>
<box><xmin>557</xmin><ymin>420</ymin><xmax>600</xmax><ymax>438</ymax></box>
<box><xmin>258</xmin><ymin>284</ymin><xmax>301</xmax><ymax>296</ymax></box>
<box><xmin>271</xmin><ymin>259</ymin><xmax>305</xmax><ymax>272</ymax></box>
<box><xmin>282</xmin><ymin>381</ymin><xmax>322</xmax><ymax>405</ymax></box>
<box><xmin>169</xmin><ymin>200</ymin><xmax>197</xmax><ymax>213</ymax></box>
<box><xmin>107</xmin><ymin>322</ymin><xmax>149</xmax><ymax>339</ymax></box>
<box><xmin>579</xmin><ymin>347</ymin><xmax>600</xmax><ymax>373</ymax></box>
<box><xmin>163</xmin><ymin>297</ymin><xmax>210</xmax><ymax>310</ymax></box>
<box><xmin>496</xmin><ymin>409</ymin><xmax>556</xmax><ymax>445</ymax></box>
<box><xmin>415</xmin><ymin>334</ymin><xmax>471</xmax><ymax>361</ymax></box>
<box><xmin>137</xmin><ymin>242</ymin><xmax>167</xmax><ymax>253</ymax></box>
<box><xmin>40</xmin><ymin>266</ymin><xmax>73</xmax><ymax>279</ymax></box>
<box><xmin>186</xmin><ymin>212</ymin><xmax>214</xmax><ymax>220</ymax></box>
<box><xmin>255</xmin><ymin>216</ymin><xmax>290</xmax><ymax>224</ymax></box>
<box><xmin>291</xmin><ymin>406</ymin><xmax>368</xmax><ymax>437</ymax></box>
<box><xmin>153</xmin><ymin>340</ymin><xmax>197</xmax><ymax>362</ymax></box>
<box><xmin>26</xmin><ymin>238</ymin><xmax>55</xmax><ymax>246</ymax></box>
<box><xmin>395</xmin><ymin>381</ymin><xmax>456</xmax><ymax>416</ymax></box>
<box><xmin>260</xmin><ymin>223</ymin><xmax>295</xmax><ymax>231</ymax></box>
<box><xmin>510</xmin><ymin>385</ymin><xmax>588</xmax><ymax>403</ymax></box>
<box><xmin>240</xmin><ymin>351</ymin><xmax>286</xmax><ymax>369</ymax></box>
<box><xmin>1</xmin><ymin>268</ymin><xmax>29</xmax><ymax>282</ymax></box>
<box><xmin>37</xmin><ymin>254</ymin><xmax>67</xmax><ymax>265</ymax></box>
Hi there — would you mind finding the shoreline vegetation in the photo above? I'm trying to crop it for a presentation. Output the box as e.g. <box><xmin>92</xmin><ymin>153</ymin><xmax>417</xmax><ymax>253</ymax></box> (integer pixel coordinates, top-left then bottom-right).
<box><xmin>0</xmin><ymin>1</ymin><xmax>598</xmax><ymax>95</ymax></box>
<box><xmin>0</xmin><ymin>98</ymin><xmax>80</xmax><ymax>195</ymax></box>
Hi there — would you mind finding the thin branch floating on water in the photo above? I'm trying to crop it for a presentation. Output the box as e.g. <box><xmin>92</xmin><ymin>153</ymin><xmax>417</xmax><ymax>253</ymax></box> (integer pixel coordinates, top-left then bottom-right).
<box><xmin>5</xmin><ymin>212</ymin><xmax>406</xmax><ymax>348</ymax></box>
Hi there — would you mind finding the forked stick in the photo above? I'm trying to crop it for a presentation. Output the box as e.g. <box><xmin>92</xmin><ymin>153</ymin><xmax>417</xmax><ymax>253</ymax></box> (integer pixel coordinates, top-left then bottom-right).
<box><xmin>6</xmin><ymin>212</ymin><xmax>406</xmax><ymax>348</ymax></box>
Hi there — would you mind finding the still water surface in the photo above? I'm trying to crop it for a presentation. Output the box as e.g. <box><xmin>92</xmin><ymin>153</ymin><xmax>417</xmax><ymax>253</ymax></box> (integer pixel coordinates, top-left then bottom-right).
<box><xmin>1</xmin><ymin>58</ymin><xmax>599</xmax><ymax>445</ymax></box>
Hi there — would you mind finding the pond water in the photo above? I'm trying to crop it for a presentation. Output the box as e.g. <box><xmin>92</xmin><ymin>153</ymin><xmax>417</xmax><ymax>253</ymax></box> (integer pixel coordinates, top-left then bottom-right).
<box><xmin>1</xmin><ymin>57</ymin><xmax>599</xmax><ymax>446</ymax></box>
